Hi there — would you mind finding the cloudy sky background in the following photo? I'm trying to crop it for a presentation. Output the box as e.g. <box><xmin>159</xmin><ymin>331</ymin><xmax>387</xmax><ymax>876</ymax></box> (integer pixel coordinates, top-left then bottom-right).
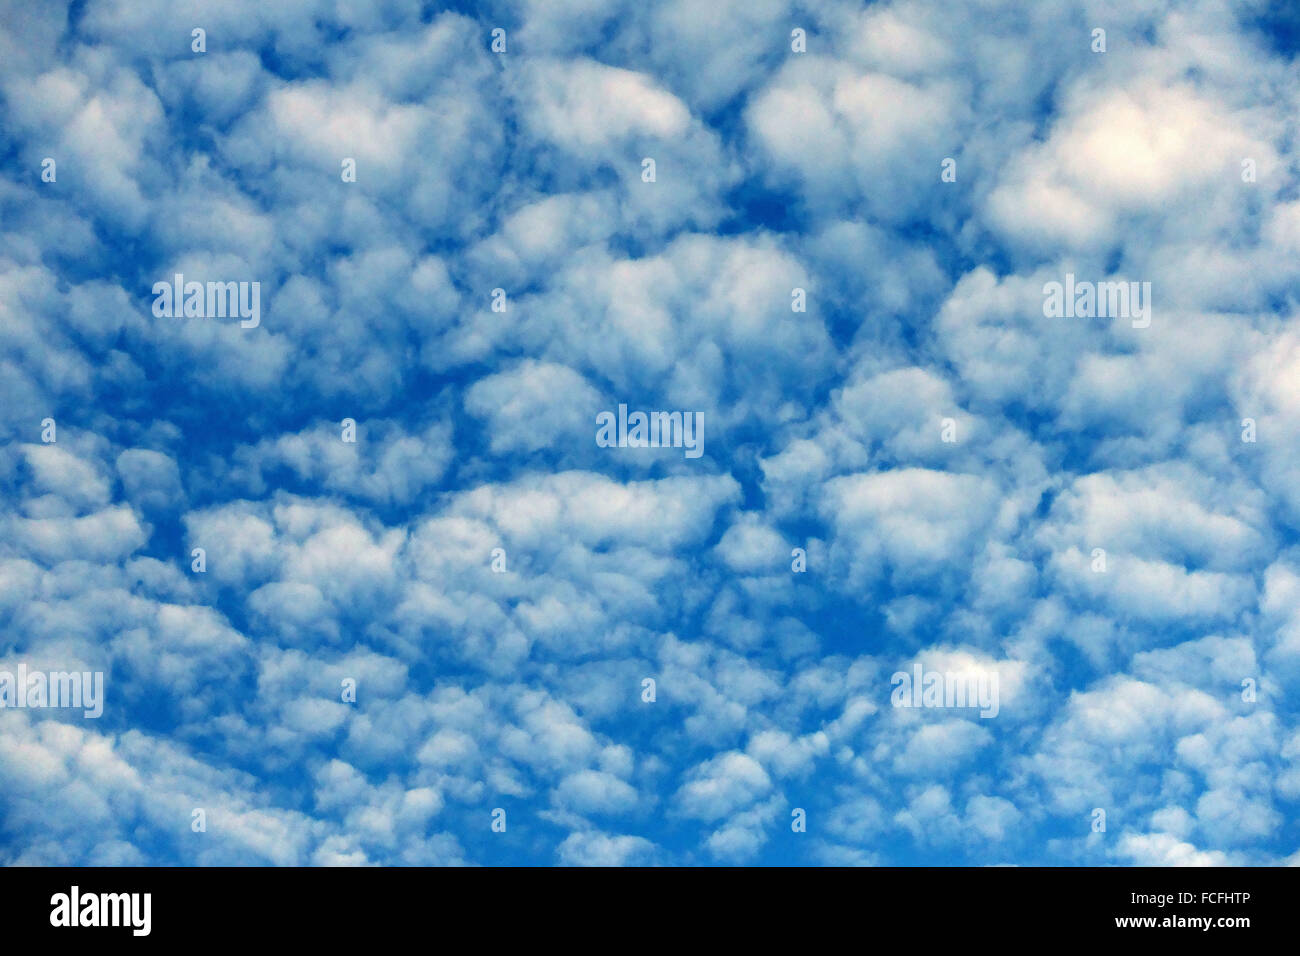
<box><xmin>2</xmin><ymin>0</ymin><xmax>1299</xmax><ymax>865</ymax></box>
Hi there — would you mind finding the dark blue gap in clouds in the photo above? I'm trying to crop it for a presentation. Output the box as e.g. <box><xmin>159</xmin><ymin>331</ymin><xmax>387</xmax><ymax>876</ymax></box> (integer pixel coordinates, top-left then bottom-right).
<box><xmin>423</xmin><ymin>0</ymin><xmax>515</xmax><ymax>30</ymax></box>
<box><xmin>1252</xmin><ymin>6</ymin><xmax>1300</xmax><ymax>57</ymax></box>
<box><xmin>718</xmin><ymin>180</ymin><xmax>808</xmax><ymax>236</ymax></box>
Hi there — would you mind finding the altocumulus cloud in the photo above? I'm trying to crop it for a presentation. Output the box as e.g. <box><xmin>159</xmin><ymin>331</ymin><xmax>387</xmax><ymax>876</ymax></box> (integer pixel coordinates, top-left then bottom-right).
<box><xmin>1</xmin><ymin>0</ymin><xmax>1299</xmax><ymax>867</ymax></box>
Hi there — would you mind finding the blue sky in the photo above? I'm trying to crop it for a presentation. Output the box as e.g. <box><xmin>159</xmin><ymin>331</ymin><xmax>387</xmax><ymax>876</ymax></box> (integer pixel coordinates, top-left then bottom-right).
<box><xmin>1</xmin><ymin>0</ymin><xmax>1299</xmax><ymax>866</ymax></box>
